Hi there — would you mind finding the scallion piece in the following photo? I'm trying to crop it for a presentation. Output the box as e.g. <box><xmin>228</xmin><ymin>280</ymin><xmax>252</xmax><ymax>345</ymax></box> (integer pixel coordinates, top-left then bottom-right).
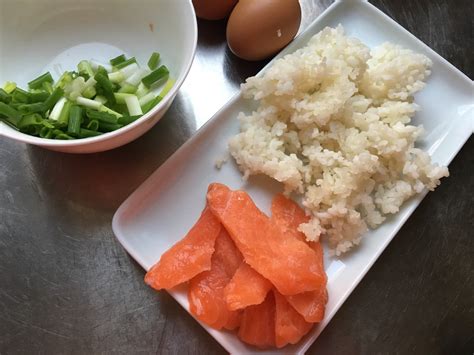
<box><xmin>119</xmin><ymin>63</ymin><xmax>139</xmax><ymax>79</ymax></box>
<box><xmin>110</xmin><ymin>54</ymin><xmax>126</xmax><ymax>66</ymax></box>
<box><xmin>158</xmin><ymin>78</ymin><xmax>175</xmax><ymax>98</ymax></box>
<box><xmin>49</xmin><ymin>97</ymin><xmax>67</xmax><ymax>121</ymax></box>
<box><xmin>67</xmin><ymin>105</ymin><xmax>83</xmax><ymax>136</ymax></box>
<box><xmin>108</xmin><ymin>71</ymin><xmax>125</xmax><ymax>83</ymax></box>
<box><xmin>82</xmin><ymin>86</ymin><xmax>97</xmax><ymax>99</ymax></box>
<box><xmin>114</xmin><ymin>92</ymin><xmax>134</xmax><ymax>105</ymax></box>
<box><xmin>39</xmin><ymin>126</ymin><xmax>54</xmax><ymax>139</ymax></box>
<box><xmin>0</xmin><ymin>89</ymin><xmax>11</xmax><ymax>103</ymax></box>
<box><xmin>94</xmin><ymin>73</ymin><xmax>116</xmax><ymax>105</ymax></box>
<box><xmin>78</xmin><ymin>60</ymin><xmax>94</xmax><ymax>79</ymax></box>
<box><xmin>85</xmin><ymin>109</ymin><xmax>117</xmax><ymax>124</ymax></box>
<box><xmin>99</xmin><ymin>105</ymin><xmax>122</xmax><ymax>118</ymax></box>
<box><xmin>142</xmin><ymin>96</ymin><xmax>162</xmax><ymax>114</ymax></box>
<box><xmin>28</xmin><ymin>72</ymin><xmax>53</xmax><ymax>90</ymax></box>
<box><xmin>57</xmin><ymin>100</ymin><xmax>72</xmax><ymax>126</ymax></box>
<box><xmin>12</xmin><ymin>88</ymin><xmax>31</xmax><ymax>103</ymax></box>
<box><xmin>135</xmin><ymin>82</ymin><xmax>149</xmax><ymax>98</ymax></box>
<box><xmin>141</xmin><ymin>65</ymin><xmax>169</xmax><ymax>88</ymax></box>
<box><xmin>118</xmin><ymin>82</ymin><xmax>137</xmax><ymax>94</ymax></box>
<box><xmin>124</xmin><ymin>95</ymin><xmax>142</xmax><ymax>116</ymax></box>
<box><xmin>3</xmin><ymin>81</ymin><xmax>17</xmax><ymax>94</ymax></box>
<box><xmin>90</xmin><ymin>59</ymin><xmax>112</xmax><ymax>73</ymax></box>
<box><xmin>29</xmin><ymin>91</ymin><xmax>49</xmax><ymax>103</ymax></box>
<box><xmin>147</xmin><ymin>52</ymin><xmax>160</xmax><ymax>70</ymax></box>
<box><xmin>76</xmin><ymin>97</ymin><xmax>102</xmax><ymax>110</ymax></box>
<box><xmin>138</xmin><ymin>92</ymin><xmax>155</xmax><ymax>107</ymax></box>
<box><xmin>94</xmin><ymin>95</ymin><xmax>107</xmax><ymax>105</ymax></box>
<box><xmin>55</xmin><ymin>132</ymin><xmax>74</xmax><ymax>140</ymax></box>
<box><xmin>79</xmin><ymin>128</ymin><xmax>103</xmax><ymax>138</ymax></box>
<box><xmin>18</xmin><ymin>102</ymin><xmax>46</xmax><ymax>114</ymax></box>
<box><xmin>117</xmin><ymin>115</ymin><xmax>141</xmax><ymax>125</ymax></box>
<box><xmin>98</xmin><ymin>121</ymin><xmax>123</xmax><ymax>132</ymax></box>
<box><xmin>0</xmin><ymin>102</ymin><xmax>22</xmax><ymax>126</ymax></box>
<box><xmin>44</xmin><ymin>87</ymin><xmax>64</xmax><ymax>110</ymax></box>
<box><xmin>43</xmin><ymin>81</ymin><xmax>54</xmax><ymax>94</ymax></box>
<box><xmin>86</xmin><ymin>120</ymin><xmax>99</xmax><ymax>131</ymax></box>
<box><xmin>115</xmin><ymin>57</ymin><xmax>137</xmax><ymax>70</ymax></box>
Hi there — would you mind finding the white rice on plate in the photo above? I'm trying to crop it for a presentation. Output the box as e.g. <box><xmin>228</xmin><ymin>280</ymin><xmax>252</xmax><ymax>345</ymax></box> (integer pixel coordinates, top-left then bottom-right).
<box><xmin>228</xmin><ymin>26</ymin><xmax>449</xmax><ymax>255</ymax></box>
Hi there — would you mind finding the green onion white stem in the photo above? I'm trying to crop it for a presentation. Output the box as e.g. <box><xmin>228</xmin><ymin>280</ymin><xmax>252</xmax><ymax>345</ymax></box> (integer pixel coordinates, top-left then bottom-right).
<box><xmin>124</xmin><ymin>95</ymin><xmax>142</xmax><ymax>116</ymax></box>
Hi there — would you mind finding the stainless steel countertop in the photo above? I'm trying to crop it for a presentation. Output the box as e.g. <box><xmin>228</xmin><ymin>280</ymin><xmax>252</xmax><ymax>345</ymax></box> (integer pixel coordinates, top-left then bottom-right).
<box><xmin>1</xmin><ymin>1</ymin><xmax>472</xmax><ymax>354</ymax></box>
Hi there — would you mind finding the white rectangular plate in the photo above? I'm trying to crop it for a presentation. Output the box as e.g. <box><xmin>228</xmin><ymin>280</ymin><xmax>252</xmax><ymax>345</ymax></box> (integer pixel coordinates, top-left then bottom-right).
<box><xmin>112</xmin><ymin>1</ymin><xmax>473</xmax><ymax>353</ymax></box>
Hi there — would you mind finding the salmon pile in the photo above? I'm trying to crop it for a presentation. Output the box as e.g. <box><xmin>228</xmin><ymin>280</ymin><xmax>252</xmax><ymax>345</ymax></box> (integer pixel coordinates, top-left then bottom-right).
<box><xmin>144</xmin><ymin>183</ymin><xmax>328</xmax><ymax>349</ymax></box>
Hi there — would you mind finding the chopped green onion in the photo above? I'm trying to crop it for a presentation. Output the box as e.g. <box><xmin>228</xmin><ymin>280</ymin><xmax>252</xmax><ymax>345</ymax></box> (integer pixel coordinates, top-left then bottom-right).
<box><xmin>142</xmin><ymin>96</ymin><xmax>162</xmax><ymax>114</ymax></box>
<box><xmin>3</xmin><ymin>81</ymin><xmax>17</xmax><ymax>94</ymax></box>
<box><xmin>44</xmin><ymin>87</ymin><xmax>64</xmax><ymax>110</ymax></box>
<box><xmin>118</xmin><ymin>82</ymin><xmax>137</xmax><ymax>94</ymax></box>
<box><xmin>94</xmin><ymin>73</ymin><xmax>116</xmax><ymax>105</ymax></box>
<box><xmin>28</xmin><ymin>72</ymin><xmax>53</xmax><ymax>90</ymax></box>
<box><xmin>94</xmin><ymin>95</ymin><xmax>107</xmax><ymax>104</ymax></box>
<box><xmin>12</xmin><ymin>88</ymin><xmax>31</xmax><ymax>103</ymax></box>
<box><xmin>135</xmin><ymin>82</ymin><xmax>149</xmax><ymax>98</ymax></box>
<box><xmin>78</xmin><ymin>60</ymin><xmax>94</xmax><ymax>78</ymax></box>
<box><xmin>126</xmin><ymin>68</ymin><xmax>149</xmax><ymax>86</ymax></box>
<box><xmin>49</xmin><ymin>97</ymin><xmax>67</xmax><ymax>121</ymax></box>
<box><xmin>0</xmin><ymin>89</ymin><xmax>11</xmax><ymax>103</ymax></box>
<box><xmin>76</xmin><ymin>96</ymin><xmax>102</xmax><ymax>110</ymax></box>
<box><xmin>0</xmin><ymin>102</ymin><xmax>22</xmax><ymax>126</ymax></box>
<box><xmin>18</xmin><ymin>113</ymin><xmax>52</xmax><ymax>131</ymax></box>
<box><xmin>99</xmin><ymin>105</ymin><xmax>122</xmax><ymax>118</ymax></box>
<box><xmin>86</xmin><ymin>120</ymin><xmax>99</xmax><ymax>131</ymax></box>
<box><xmin>29</xmin><ymin>91</ymin><xmax>49</xmax><ymax>103</ymax></box>
<box><xmin>115</xmin><ymin>57</ymin><xmax>137</xmax><ymax>69</ymax></box>
<box><xmin>141</xmin><ymin>65</ymin><xmax>169</xmax><ymax>88</ymax></box>
<box><xmin>67</xmin><ymin>105</ymin><xmax>83</xmax><ymax>135</ymax></box>
<box><xmin>82</xmin><ymin>86</ymin><xmax>97</xmax><ymax>99</ymax></box>
<box><xmin>79</xmin><ymin>128</ymin><xmax>103</xmax><ymax>138</ymax></box>
<box><xmin>138</xmin><ymin>92</ymin><xmax>155</xmax><ymax>107</ymax></box>
<box><xmin>55</xmin><ymin>132</ymin><xmax>74</xmax><ymax>140</ymax></box>
<box><xmin>98</xmin><ymin>121</ymin><xmax>123</xmax><ymax>132</ymax></box>
<box><xmin>57</xmin><ymin>100</ymin><xmax>72</xmax><ymax>126</ymax></box>
<box><xmin>90</xmin><ymin>59</ymin><xmax>112</xmax><ymax>73</ymax></box>
<box><xmin>39</xmin><ymin>126</ymin><xmax>54</xmax><ymax>139</ymax></box>
<box><xmin>43</xmin><ymin>81</ymin><xmax>54</xmax><ymax>94</ymax></box>
<box><xmin>117</xmin><ymin>115</ymin><xmax>141</xmax><ymax>125</ymax></box>
<box><xmin>147</xmin><ymin>52</ymin><xmax>160</xmax><ymax>70</ymax></box>
<box><xmin>85</xmin><ymin>109</ymin><xmax>117</xmax><ymax>123</ymax></box>
<box><xmin>110</xmin><ymin>54</ymin><xmax>126</xmax><ymax>66</ymax></box>
<box><xmin>55</xmin><ymin>72</ymin><xmax>74</xmax><ymax>89</ymax></box>
<box><xmin>18</xmin><ymin>102</ymin><xmax>45</xmax><ymax>114</ymax></box>
<box><xmin>159</xmin><ymin>78</ymin><xmax>175</xmax><ymax>98</ymax></box>
<box><xmin>108</xmin><ymin>71</ymin><xmax>125</xmax><ymax>83</ymax></box>
<box><xmin>124</xmin><ymin>95</ymin><xmax>142</xmax><ymax>116</ymax></box>
<box><xmin>120</xmin><ymin>63</ymin><xmax>139</xmax><ymax>79</ymax></box>
<box><xmin>114</xmin><ymin>92</ymin><xmax>134</xmax><ymax>105</ymax></box>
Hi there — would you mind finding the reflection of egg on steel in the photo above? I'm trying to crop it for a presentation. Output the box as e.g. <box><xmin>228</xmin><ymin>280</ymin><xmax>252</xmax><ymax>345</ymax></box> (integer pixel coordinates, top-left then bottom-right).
<box><xmin>192</xmin><ymin>0</ymin><xmax>238</xmax><ymax>20</ymax></box>
<box><xmin>226</xmin><ymin>0</ymin><xmax>301</xmax><ymax>61</ymax></box>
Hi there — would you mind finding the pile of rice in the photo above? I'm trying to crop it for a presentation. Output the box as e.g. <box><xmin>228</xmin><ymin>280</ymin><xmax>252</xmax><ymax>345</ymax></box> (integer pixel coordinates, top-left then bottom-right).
<box><xmin>228</xmin><ymin>26</ymin><xmax>449</xmax><ymax>255</ymax></box>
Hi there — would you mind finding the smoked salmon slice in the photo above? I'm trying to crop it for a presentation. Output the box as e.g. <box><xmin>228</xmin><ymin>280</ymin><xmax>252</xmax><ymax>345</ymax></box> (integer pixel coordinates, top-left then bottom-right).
<box><xmin>238</xmin><ymin>292</ymin><xmax>276</xmax><ymax>349</ymax></box>
<box><xmin>271</xmin><ymin>194</ymin><xmax>328</xmax><ymax>323</ymax></box>
<box><xmin>188</xmin><ymin>228</ymin><xmax>243</xmax><ymax>330</ymax></box>
<box><xmin>274</xmin><ymin>289</ymin><xmax>313</xmax><ymax>348</ymax></box>
<box><xmin>224</xmin><ymin>262</ymin><xmax>273</xmax><ymax>311</ymax></box>
<box><xmin>144</xmin><ymin>206</ymin><xmax>221</xmax><ymax>290</ymax></box>
<box><xmin>207</xmin><ymin>183</ymin><xmax>325</xmax><ymax>296</ymax></box>
<box><xmin>286</xmin><ymin>287</ymin><xmax>328</xmax><ymax>323</ymax></box>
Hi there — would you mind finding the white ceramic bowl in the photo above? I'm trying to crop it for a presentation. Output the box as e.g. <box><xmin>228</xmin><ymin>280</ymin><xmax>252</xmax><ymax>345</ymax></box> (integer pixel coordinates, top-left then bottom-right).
<box><xmin>0</xmin><ymin>0</ymin><xmax>197</xmax><ymax>153</ymax></box>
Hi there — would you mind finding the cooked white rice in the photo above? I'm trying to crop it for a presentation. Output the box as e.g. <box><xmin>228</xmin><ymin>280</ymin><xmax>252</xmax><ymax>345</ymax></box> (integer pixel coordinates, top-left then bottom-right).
<box><xmin>228</xmin><ymin>26</ymin><xmax>449</xmax><ymax>255</ymax></box>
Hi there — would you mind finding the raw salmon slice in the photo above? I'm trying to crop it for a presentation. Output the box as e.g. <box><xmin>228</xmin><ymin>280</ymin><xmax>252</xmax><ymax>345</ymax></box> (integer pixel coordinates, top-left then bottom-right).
<box><xmin>271</xmin><ymin>194</ymin><xmax>328</xmax><ymax>323</ymax></box>
<box><xmin>188</xmin><ymin>228</ymin><xmax>243</xmax><ymax>330</ymax></box>
<box><xmin>274</xmin><ymin>289</ymin><xmax>313</xmax><ymax>348</ymax></box>
<box><xmin>144</xmin><ymin>206</ymin><xmax>221</xmax><ymax>290</ymax></box>
<box><xmin>224</xmin><ymin>262</ymin><xmax>273</xmax><ymax>311</ymax></box>
<box><xmin>238</xmin><ymin>292</ymin><xmax>276</xmax><ymax>349</ymax></box>
<box><xmin>207</xmin><ymin>183</ymin><xmax>325</xmax><ymax>296</ymax></box>
<box><xmin>286</xmin><ymin>287</ymin><xmax>328</xmax><ymax>323</ymax></box>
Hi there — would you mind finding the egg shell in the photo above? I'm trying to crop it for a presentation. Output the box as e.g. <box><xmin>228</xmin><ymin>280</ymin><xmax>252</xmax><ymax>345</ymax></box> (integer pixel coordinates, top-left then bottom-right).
<box><xmin>226</xmin><ymin>0</ymin><xmax>301</xmax><ymax>61</ymax></box>
<box><xmin>192</xmin><ymin>0</ymin><xmax>238</xmax><ymax>20</ymax></box>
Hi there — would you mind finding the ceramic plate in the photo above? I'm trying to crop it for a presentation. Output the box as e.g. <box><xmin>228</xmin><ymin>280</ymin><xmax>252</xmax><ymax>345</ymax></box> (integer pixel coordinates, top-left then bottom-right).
<box><xmin>112</xmin><ymin>1</ymin><xmax>473</xmax><ymax>353</ymax></box>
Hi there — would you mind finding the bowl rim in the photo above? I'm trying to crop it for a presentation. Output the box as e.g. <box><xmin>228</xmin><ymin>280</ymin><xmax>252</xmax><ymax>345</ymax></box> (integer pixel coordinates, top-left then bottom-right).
<box><xmin>0</xmin><ymin>0</ymin><xmax>198</xmax><ymax>147</ymax></box>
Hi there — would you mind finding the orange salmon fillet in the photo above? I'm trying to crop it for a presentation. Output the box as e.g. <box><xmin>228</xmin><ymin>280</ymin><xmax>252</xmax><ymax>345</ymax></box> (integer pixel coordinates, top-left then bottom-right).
<box><xmin>188</xmin><ymin>228</ymin><xmax>243</xmax><ymax>330</ymax></box>
<box><xmin>224</xmin><ymin>262</ymin><xmax>273</xmax><ymax>311</ymax></box>
<box><xmin>144</xmin><ymin>206</ymin><xmax>221</xmax><ymax>290</ymax></box>
<box><xmin>274</xmin><ymin>289</ymin><xmax>313</xmax><ymax>348</ymax></box>
<box><xmin>238</xmin><ymin>292</ymin><xmax>276</xmax><ymax>349</ymax></box>
<box><xmin>271</xmin><ymin>194</ymin><xmax>328</xmax><ymax>323</ymax></box>
<box><xmin>207</xmin><ymin>183</ymin><xmax>325</xmax><ymax>296</ymax></box>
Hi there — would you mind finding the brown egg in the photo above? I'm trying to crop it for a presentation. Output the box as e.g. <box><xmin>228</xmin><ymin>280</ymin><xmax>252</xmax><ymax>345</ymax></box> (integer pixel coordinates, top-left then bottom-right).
<box><xmin>192</xmin><ymin>0</ymin><xmax>239</xmax><ymax>20</ymax></box>
<box><xmin>226</xmin><ymin>0</ymin><xmax>301</xmax><ymax>61</ymax></box>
